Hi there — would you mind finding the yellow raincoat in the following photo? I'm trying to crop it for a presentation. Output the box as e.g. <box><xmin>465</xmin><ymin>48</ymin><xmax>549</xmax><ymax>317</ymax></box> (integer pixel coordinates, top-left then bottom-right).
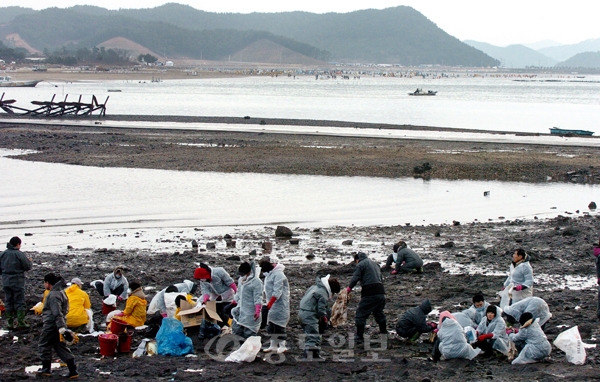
<box><xmin>175</xmin><ymin>294</ymin><xmax>196</xmax><ymax>320</ymax></box>
<box><xmin>116</xmin><ymin>288</ymin><xmax>147</xmax><ymax>328</ymax></box>
<box><xmin>65</xmin><ymin>284</ymin><xmax>91</xmax><ymax>328</ymax></box>
<box><xmin>32</xmin><ymin>290</ymin><xmax>50</xmax><ymax>315</ymax></box>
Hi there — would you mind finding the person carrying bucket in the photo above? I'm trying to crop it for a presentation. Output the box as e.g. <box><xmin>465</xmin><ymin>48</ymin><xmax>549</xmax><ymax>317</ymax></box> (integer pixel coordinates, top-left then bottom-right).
<box><xmin>36</xmin><ymin>273</ymin><xmax>78</xmax><ymax>379</ymax></box>
<box><xmin>108</xmin><ymin>280</ymin><xmax>147</xmax><ymax>332</ymax></box>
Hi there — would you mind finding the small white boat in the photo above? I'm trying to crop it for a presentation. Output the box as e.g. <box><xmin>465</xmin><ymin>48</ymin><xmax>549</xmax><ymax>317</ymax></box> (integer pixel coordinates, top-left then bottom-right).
<box><xmin>0</xmin><ymin>76</ymin><xmax>42</xmax><ymax>88</ymax></box>
<box><xmin>408</xmin><ymin>88</ymin><xmax>437</xmax><ymax>96</ymax></box>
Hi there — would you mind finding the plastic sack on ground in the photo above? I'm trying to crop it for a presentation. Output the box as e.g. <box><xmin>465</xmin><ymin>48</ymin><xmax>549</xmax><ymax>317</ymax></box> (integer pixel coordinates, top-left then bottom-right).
<box><xmin>86</xmin><ymin>309</ymin><xmax>94</xmax><ymax>333</ymax></box>
<box><xmin>553</xmin><ymin>326</ymin><xmax>596</xmax><ymax>365</ymax></box>
<box><xmin>156</xmin><ymin>318</ymin><xmax>194</xmax><ymax>356</ymax></box>
<box><xmin>132</xmin><ymin>338</ymin><xmax>151</xmax><ymax>358</ymax></box>
<box><xmin>225</xmin><ymin>336</ymin><xmax>262</xmax><ymax>363</ymax></box>
<box><xmin>498</xmin><ymin>284</ymin><xmax>513</xmax><ymax>310</ymax></box>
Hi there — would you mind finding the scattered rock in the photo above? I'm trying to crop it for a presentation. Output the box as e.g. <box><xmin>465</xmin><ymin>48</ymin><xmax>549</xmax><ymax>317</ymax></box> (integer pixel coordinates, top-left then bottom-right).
<box><xmin>191</xmin><ymin>239</ymin><xmax>198</xmax><ymax>248</ymax></box>
<box><xmin>226</xmin><ymin>240</ymin><xmax>236</xmax><ymax>248</ymax></box>
<box><xmin>413</xmin><ymin>162</ymin><xmax>432</xmax><ymax>174</ymax></box>
<box><xmin>24</xmin><ymin>233</ymin><xmax>33</xmax><ymax>236</ymax></box>
<box><xmin>453</xmin><ymin>220</ymin><xmax>460</xmax><ymax>226</ymax></box>
<box><xmin>440</xmin><ymin>242</ymin><xmax>455</xmax><ymax>248</ymax></box>
<box><xmin>275</xmin><ymin>225</ymin><xmax>293</xmax><ymax>238</ymax></box>
<box><xmin>327</xmin><ymin>260</ymin><xmax>339</xmax><ymax>266</ymax></box>
<box><xmin>342</xmin><ymin>240</ymin><xmax>353</xmax><ymax>245</ymax></box>
<box><xmin>77</xmin><ymin>229</ymin><xmax>84</xmax><ymax>233</ymax></box>
<box><xmin>289</xmin><ymin>238</ymin><xmax>300</xmax><ymax>245</ymax></box>
<box><xmin>206</xmin><ymin>242</ymin><xmax>216</xmax><ymax>250</ymax></box>
<box><xmin>262</xmin><ymin>241</ymin><xmax>273</xmax><ymax>253</ymax></box>
<box><xmin>94</xmin><ymin>248</ymin><xmax>107</xmax><ymax>253</ymax></box>
<box><xmin>223</xmin><ymin>234</ymin><xmax>233</xmax><ymax>239</ymax></box>
<box><xmin>226</xmin><ymin>255</ymin><xmax>241</xmax><ymax>261</ymax></box>
<box><xmin>306</xmin><ymin>253</ymin><xmax>316</xmax><ymax>260</ymax></box>
<box><xmin>589</xmin><ymin>201</ymin><xmax>597</xmax><ymax>210</ymax></box>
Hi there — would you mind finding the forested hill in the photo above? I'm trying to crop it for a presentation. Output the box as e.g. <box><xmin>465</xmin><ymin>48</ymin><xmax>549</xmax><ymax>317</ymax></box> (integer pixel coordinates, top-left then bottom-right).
<box><xmin>0</xmin><ymin>4</ymin><xmax>499</xmax><ymax>66</ymax></box>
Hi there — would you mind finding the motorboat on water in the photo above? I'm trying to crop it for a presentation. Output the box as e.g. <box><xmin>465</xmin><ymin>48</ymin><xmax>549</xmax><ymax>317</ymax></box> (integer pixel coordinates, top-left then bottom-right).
<box><xmin>408</xmin><ymin>88</ymin><xmax>437</xmax><ymax>96</ymax></box>
<box><xmin>0</xmin><ymin>76</ymin><xmax>42</xmax><ymax>87</ymax></box>
<box><xmin>549</xmin><ymin>127</ymin><xmax>594</xmax><ymax>136</ymax></box>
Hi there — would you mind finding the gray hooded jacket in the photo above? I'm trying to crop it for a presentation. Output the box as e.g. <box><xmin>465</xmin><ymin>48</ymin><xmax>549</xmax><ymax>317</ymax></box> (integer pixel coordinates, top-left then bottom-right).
<box><xmin>299</xmin><ymin>275</ymin><xmax>333</xmax><ymax>326</ymax></box>
<box><xmin>0</xmin><ymin>242</ymin><xmax>32</xmax><ymax>288</ymax></box>
<box><xmin>42</xmin><ymin>279</ymin><xmax>69</xmax><ymax>330</ymax></box>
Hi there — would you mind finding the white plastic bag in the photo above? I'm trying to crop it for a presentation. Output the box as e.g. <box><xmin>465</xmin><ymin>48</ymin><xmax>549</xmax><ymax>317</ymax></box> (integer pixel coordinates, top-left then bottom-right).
<box><xmin>463</xmin><ymin>326</ymin><xmax>477</xmax><ymax>344</ymax></box>
<box><xmin>85</xmin><ymin>309</ymin><xmax>94</xmax><ymax>333</ymax></box>
<box><xmin>224</xmin><ymin>336</ymin><xmax>262</xmax><ymax>363</ymax></box>
<box><xmin>553</xmin><ymin>326</ymin><xmax>596</xmax><ymax>365</ymax></box>
<box><xmin>497</xmin><ymin>284</ymin><xmax>513</xmax><ymax>310</ymax></box>
<box><xmin>103</xmin><ymin>294</ymin><xmax>117</xmax><ymax>306</ymax></box>
<box><xmin>132</xmin><ymin>338</ymin><xmax>151</xmax><ymax>358</ymax></box>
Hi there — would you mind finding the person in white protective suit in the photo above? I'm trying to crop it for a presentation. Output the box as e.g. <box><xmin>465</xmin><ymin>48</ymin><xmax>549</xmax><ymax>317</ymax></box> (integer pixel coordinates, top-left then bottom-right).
<box><xmin>147</xmin><ymin>280</ymin><xmax>196</xmax><ymax>317</ymax></box>
<box><xmin>260</xmin><ymin>256</ymin><xmax>290</xmax><ymax>354</ymax></box>
<box><xmin>431</xmin><ymin>311</ymin><xmax>481</xmax><ymax>362</ymax></box>
<box><xmin>230</xmin><ymin>261</ymin><xmax>263</xmax><ymax>339</ymax></box>
<box><xmin>508</xmin><ymin>312</ymin><xmax>551</xmax><ymax>364</ymax></box>
<box><xmin>502</xmin><ymin>297</ymin><xmax>552</xmax><ymax>329</ymax></box>
<box><xmin>503</xmin><ymin>248</ymin><xmax>534</xmax><ymax>304</ymax></box>
<box><xmin>474</xmin><ymin>305</ymin><xmax>510</xmax><ymax>356</ymax></box>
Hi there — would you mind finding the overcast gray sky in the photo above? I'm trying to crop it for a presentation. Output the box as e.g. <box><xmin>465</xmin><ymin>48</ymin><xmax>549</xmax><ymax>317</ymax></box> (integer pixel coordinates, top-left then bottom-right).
<box><xmin>4</xmin><ymin>1</ymin><xmax>599</xmax><ymax>47</ymax></box>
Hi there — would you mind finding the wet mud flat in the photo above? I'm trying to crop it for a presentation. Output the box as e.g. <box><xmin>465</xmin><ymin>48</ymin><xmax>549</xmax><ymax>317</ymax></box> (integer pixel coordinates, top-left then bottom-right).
<box><xmin>1</xmin><ymin>214</ymin><xmax>600</xmax><ymax>381</ymax></box>
<box><xmin>1</xmin><ymin>119</ymin><xmax>600</xmax><ymax>183</ymax></box>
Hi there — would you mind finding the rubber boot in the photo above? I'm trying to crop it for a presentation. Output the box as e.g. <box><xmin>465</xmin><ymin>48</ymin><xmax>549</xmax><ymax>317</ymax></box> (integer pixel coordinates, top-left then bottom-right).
<box><xmin>378</xmin><ymin>321</ymin><xmax>388</xmax><ymax>335</ymax></box>
<box><xmin>16</xmin><ymin>310</ymin><xmax>30</xmax><ymax>329</ymax></box>
<box><xmin>62</xmin><ymin>359</ymin><xmax>78</xmax><ymax>379</ymax></box>
<box><xmin>4</xmin><ymin>311</ymin><xmax>15</xmax><ymax>330</ymax></box>
<box><xmin>277</xmin><ymin>340</ymin><xmax>288</xmax><ymax>353</ymax></box>
<box><xmin>409</xmin><ymin>331</ymin><xmax>421</xmax><ymax>344</ymax></box>
<box><xmin>356</xmin><ymin>324</ymin><xmax>365</xmax><ymax>347</ymax></box>
<box><xmin>36</xmin><ymin>360</ymin><xmax>52</xmax><ymax>377</ymax></box>
<box><xmin>263</xmin><ymin>340</ymin><xmax>277</xmax><ymax>353</ymax></box>
<box><xmin>312</xmin><ymin>349</ymin><xmax>325</xmax><ymax>360</ymax></box>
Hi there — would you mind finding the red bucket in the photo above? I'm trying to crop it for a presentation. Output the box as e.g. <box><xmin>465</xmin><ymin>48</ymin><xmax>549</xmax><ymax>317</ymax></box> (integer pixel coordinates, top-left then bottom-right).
<box><xmin>99</xmin><ymin>333</ymin><xmax>118</xmax><ymax>357</ymax></box>
<box><xmin>110</xmin><ymin>318</ymin><xmax>130</xmax><ymax>334</ymax></box>
<box><xmin>102</xmin><ymin>302</ymin><xmax>115</xmax><ymax>315</ymax></box>
<box><xmin>118</xmin><ymin>330</ymin><xmax>134</xmax><ymax>353</ymax></box>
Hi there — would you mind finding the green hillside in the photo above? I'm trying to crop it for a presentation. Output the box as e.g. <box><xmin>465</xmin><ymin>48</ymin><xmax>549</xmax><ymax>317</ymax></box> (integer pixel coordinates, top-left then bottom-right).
<box><xmin>0</xmin><ymin>4</ymin><xmax>499</xmax><ymax>66</ymax></box>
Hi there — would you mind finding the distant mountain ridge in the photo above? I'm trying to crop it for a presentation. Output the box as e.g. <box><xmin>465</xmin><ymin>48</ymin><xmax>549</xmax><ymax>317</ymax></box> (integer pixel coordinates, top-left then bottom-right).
<box><xmin>0</xmin><ymin>4</ymin><xmax>499</xmax><ymax>66</ymax></box>
<box><xmin>464</xmin><ymin>40</ymin><xmax>557</xmax><ymax>68</ymax></box>
<box><xmin>538</xmin><ymin>38</ymin><xmax>600</xmax><ymax>61</ymax></box>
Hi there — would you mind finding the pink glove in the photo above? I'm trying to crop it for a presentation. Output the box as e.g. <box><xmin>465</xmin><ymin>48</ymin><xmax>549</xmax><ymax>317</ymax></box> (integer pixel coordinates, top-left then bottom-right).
<box><xmin>345</xmin><ymin>287</ymin><xmax>352</xmax><ymax>293</ymax></box>
<box><xmin>512</xmin><ymin>328</ymin><xmax>519</xmax><ymax>334</ymax></box>
<box><xmin>230</xmin><ymin>283</ymin><xmax>238</xmax><ymax>293</ymax></box>
<box><xmin>428</xmin><ymin>322</ymin><xmax>437</xmax><ymax>329</ymax></box>
<box><xmin>433</xmin><ymin>328</ymin><xmax>439</xmax><ymax>333</ymax></box>
<box><xmin>117</xmin><ymin>296</ymin><xmax>124</xmax><ymax>301</ymax></box>
<box><xmin>501</xmin><ymin>286</ymin><xmax>505</xmax><ymax>291</ymax></box>
<box><xmin>322</xmin><ymin>316</ymin><xmax>328</xmax><ymax>324</ymax></box>
<box><xmin>161</xmin><ymin>312</ymin><xmax>168</xmax><ymax>318</ymax></box>
<box><xmin>202</xmin><ymin>294</ymin><xmax>210</xmax><ymax>304</ymax></box>
<box><xmin>597</xmin><ymin>278</ymin><xmax>600</xmax><ymax>285</ymax></box>
<box><xmin>254</xmin><ymin>304</ymin><xmax>262</xmax><ymax>320</ymax></box>
<box><xmin>515</xmin><ymin>285</ymin><xmax>523</xmax><ymax>291</ymax></box>
<box><xmin>267</xmin><ymin>296</ymin><xmax>277</xmax><ymax>310</ymax></box>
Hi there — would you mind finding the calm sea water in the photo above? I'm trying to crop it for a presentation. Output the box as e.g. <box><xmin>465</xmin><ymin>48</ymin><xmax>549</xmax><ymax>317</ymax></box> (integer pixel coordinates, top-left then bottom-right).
<box><xmin>4</xmin><ymin>75</ymin><xmax>600</xmax><ymax>134</ymax></box>
<box><xmin>0</xmin><ymin>150</ymin><xmax>597</xmax><ymax>252</ymax></box>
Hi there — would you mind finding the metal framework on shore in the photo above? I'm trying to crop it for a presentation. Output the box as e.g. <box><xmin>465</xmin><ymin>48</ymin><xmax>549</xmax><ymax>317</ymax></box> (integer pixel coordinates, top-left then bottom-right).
<box><xmin>0</xmin><ymin>93</ymin><xmax>108</xmax><ymax>117</ymax></box>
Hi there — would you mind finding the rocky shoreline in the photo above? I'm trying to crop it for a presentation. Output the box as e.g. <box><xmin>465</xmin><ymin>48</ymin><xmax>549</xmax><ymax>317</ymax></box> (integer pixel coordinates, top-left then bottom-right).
<box><xmin>1</xmin><ymin>214</ymin><xmax>600</xmax><ymax>381</ymax></box>
<box><xmin>1</xmin><ymin>117</ymin><xmax>600</xmax><ymax>184</ymax></box>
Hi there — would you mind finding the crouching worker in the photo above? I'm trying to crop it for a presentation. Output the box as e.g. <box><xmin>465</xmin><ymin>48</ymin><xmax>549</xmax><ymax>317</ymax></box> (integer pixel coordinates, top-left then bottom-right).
<box><xmin>230</xmin><ymin>261</ymin><xmax>263</xmax><ymax>339</ymax></box>
<box><xmin>65</xmin><ymin>278</ymin><xmax>92</xmax><ymax>333</ymax></box>
<box><xmin>387</xmin><ymin>241</ymin><xmax>424</xmax><ymax>275</ymax></box>
<box><xmin>95</xmin><ymin>266</ymin><xmax>129</xmax><ymax>302</ymax></box>
<box><xmin>109</xmin><ymin>280</ymin><xmax>146</xmax><ymax>331</ymax></box>
<box><xmin>299</xmin><ymin>275</ymin><xmax>341</xmax><ymax>359</ymax></box>
<box><xmin>431</xmin><ymin>311</ymin><xmax>481</xmax><ymax>362</ymax></box>
<box><xmin>508</xmin><ymin>312</ymin><xmax>551</xmax><ymax>364</ymax></box>
<box><xmin>37</xmin><ymin>273</ymin><xmax>78</xmax><ymax>379</ymax></box>
<box><xmin>502</xmin><ymin>296</ymin><xmax>552</xmax><ymax>329</ymax></box>
<box><xmin>474</xmin><ymin>305</ymin><xmax>509</xmax><ymax>357</ymax></box>
<box><xmin>395</xmin><ymin>299</ymin><xmax>436</xmax><ymax>343</ymax></box>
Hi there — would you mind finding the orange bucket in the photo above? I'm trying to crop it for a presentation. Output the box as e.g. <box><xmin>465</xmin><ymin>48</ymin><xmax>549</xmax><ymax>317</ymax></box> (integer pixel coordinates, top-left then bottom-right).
<box><xmin>117</xmin><ymin>329</ymin><xmax>134</xmax><ymax>352</ymax></box>
<box><xmin>99</xmin><ymin>333</ymin><xmax>118</xmax><ymax>357</ymax></box>
<box><xmin>110</xmin><ymin>318</ymin><xmax>130</xmax><ymax>334</ymax></box>
<box><xmin>102</xmin><ymin>302</ymin><xmax>115</xmax><ymax>315</ymax></box>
